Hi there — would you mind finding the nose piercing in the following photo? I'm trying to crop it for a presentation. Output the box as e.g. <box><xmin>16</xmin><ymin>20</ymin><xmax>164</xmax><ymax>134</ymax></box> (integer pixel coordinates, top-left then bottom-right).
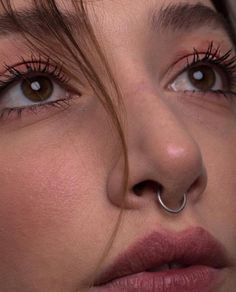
<box><xmin>157</xmin><ymin>190</ymin><xmax>187</xmax><ymax>214</ymax></box>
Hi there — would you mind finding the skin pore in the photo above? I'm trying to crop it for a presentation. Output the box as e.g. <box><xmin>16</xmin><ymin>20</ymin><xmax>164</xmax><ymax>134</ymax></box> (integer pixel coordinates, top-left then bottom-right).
<box><xmin>0</xmin><ymin>0</ymin><xmax>235</xmax><ymax>291</ymax></box>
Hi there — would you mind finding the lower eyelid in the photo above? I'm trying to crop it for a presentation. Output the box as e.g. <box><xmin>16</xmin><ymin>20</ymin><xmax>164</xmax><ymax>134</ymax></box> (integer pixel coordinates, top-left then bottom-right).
<box><xmin>0</xmin><ymin>97</ymin><xmax>76</xmax><ymax>124</ymax></box>
<box><xmin>177</xmin><ymin>90</ymin><xmax>234</xmax><ymax>108</ymax></box>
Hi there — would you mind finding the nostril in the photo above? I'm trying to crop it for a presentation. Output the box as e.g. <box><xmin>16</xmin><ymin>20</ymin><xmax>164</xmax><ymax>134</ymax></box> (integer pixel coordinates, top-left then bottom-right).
<box><xmin>132</xmin><ymin>180</ymin><xmax>162</xmax><ymax>197</ymax></box>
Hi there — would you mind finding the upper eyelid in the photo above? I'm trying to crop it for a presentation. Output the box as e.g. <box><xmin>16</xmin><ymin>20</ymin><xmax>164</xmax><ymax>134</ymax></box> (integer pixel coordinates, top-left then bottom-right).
<box><xmin>0</xmin><ymin>59</ymin><xmax>69</xmax><ymax>88</ymax></box>
<box><xmin>0</xmin><ymin>56</ymin><xmax>92</xmax><ymax>97</ymax></box>
<box><xmin>162</xmin><ymin>47</ymin><xmax>236</xmax><ymax>90</ymax></box>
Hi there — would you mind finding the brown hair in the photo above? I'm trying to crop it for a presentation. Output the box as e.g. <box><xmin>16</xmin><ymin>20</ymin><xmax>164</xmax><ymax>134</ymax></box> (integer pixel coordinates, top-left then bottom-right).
<box><xmin>0</xmin><ymin>0</ymin><xmax>129</xmax><ymax>286</ymax></box>
<box><xmin>0</xmin><ymin>0</ymin><xmax>235</xmax><ymax>288</ymax></box>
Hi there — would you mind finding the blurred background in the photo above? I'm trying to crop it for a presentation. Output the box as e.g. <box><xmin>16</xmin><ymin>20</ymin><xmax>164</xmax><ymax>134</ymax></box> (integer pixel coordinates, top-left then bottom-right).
<box><xmin>229</xmin><ymin>0</ymin><xmax>236</xmax><ymax>15</ymax></box>
<box><xmin>229</xmin><ymin>0</ymin><xmax>236</xmax><ymax>8</ymax></box>
<box><xmin>228</xmin><ymin>0</ymin><xmax>236</xmax><ymax>29</ymax></box>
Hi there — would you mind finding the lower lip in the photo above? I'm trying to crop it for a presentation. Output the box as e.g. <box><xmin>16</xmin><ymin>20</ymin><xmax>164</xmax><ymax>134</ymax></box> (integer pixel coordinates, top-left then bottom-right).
<box><xmin>94</xmin><ymin>266</ymin><xmax>224</xmax><ymax>292</ymax></box>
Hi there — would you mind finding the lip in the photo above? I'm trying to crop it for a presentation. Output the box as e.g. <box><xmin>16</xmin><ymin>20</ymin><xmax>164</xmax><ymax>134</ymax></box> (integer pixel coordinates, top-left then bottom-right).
<box><xmin>94</xmin><ymin>227</ymin><xmax>229</xmax><ymax>291</ymax></box>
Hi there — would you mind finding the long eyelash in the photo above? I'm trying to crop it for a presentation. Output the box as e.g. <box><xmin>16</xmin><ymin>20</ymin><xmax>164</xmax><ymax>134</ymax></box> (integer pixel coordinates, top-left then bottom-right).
<box><xmin>0</xmin><ymin>54</ymin><xmax>69</xmax><ymax>90</ymax></box>
<box><xmin>186</xmin><ymin>41</ymin><xmax>236</xmax><ymax>89</ymax></box>
<box><xmin>0</xmin><ymin>54</ymin><xmax>73</xmax><ymax>120</ymax></box>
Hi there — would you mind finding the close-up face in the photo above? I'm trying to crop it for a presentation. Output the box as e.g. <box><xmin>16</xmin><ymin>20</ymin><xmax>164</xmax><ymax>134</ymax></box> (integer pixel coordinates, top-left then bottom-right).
<box><xmin>0</xmin><ymin>0</ymin><xmax>236</xmax><ymax>291</ymax></box>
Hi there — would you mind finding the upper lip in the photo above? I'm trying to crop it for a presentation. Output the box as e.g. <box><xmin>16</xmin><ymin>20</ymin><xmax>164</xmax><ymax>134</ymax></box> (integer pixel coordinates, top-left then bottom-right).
<box><xmin>95</xmin><ymin>227</ymin><xmax>229</xmax><ymax>286</ymax></box>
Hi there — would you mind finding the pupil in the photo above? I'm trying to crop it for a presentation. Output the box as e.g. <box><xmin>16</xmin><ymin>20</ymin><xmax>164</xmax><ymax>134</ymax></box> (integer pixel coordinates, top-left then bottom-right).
<box><xmin>21</xmin><ymin>76</ymin><xmax>53</xmax><ymax>102</ymax></box>
<box><xmin>188</xmin><ymin>65</ymin><xmax>216</xmax><ymax>91</ymax></box>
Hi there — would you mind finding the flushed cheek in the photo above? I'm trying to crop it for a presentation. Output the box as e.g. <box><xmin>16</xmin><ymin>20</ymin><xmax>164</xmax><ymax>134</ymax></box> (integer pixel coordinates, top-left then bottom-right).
<box><xmin>0</xmin><ymin>129</ymin><xmax>120</xmax><ymax>288</ymax></box>
<box><xmin>195</xmin><ymin>139</ymin><xmax>236</xmax><ymax>264</ymax></box>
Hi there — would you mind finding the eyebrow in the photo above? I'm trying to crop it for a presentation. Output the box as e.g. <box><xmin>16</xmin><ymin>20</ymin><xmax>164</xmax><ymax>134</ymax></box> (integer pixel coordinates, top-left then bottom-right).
<box><xmin>150</xmin><ymin>3</ymin><xmax>235</xmax><ymax>44</ymax></box>
<box><xmin>0</xmin><ymin>8</ymin><xmax>78</xmax><ymax>38</ymax></box>
<box><xmin>0</xmin><ymin>3</ymin><xmax>234</xmax><ymax>46</ymax></box>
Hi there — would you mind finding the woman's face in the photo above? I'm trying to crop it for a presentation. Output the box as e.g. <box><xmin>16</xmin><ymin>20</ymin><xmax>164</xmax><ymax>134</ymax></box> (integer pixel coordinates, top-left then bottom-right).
<box><xmin>0</xmin><ymin>0</ymin><xmax>236</xmax><ymax>291</ymax></box>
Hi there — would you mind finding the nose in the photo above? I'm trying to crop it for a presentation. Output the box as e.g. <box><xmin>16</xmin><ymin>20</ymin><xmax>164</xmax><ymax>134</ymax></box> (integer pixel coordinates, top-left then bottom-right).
<box><xmin>107</xmin><ymin>92</ymin><xmax>207</xmax><ymax>211</ymax></box>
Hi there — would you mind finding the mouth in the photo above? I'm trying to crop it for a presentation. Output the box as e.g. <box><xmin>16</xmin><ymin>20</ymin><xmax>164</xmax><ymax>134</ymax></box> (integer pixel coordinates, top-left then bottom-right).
<box><xmin>93</xmin><ymin>227</ymin><xmax>229</xmax><ymax>292</ymax></box>
<box><xmin>147</xmin><ymin>262</ymin><xmax>187</xmax><ymax>272</ymax></box>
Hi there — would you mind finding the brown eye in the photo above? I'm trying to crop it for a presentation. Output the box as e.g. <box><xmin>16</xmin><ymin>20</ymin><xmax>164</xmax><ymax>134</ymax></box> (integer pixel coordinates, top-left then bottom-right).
<box><xmin>170</xmin><ymin>63</ymin><xmax>226</xmax><ymax>93</ymax></box>
<box><xmin>188</xmin><ymin>65</ymin><xmax>216</xmax><ymax>91</ymax></box>
<box><xmin>21</xmin><ymin>76</ymin><xmax>53</xmax><ymax>102</ymax></box>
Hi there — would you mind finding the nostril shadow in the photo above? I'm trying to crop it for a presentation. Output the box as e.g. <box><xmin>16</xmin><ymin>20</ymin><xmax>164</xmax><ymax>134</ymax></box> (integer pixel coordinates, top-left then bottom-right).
<box><xmin>132</xmin><ymin>180</ymin><xmax>162</xmax><ymax>197</ymax></box>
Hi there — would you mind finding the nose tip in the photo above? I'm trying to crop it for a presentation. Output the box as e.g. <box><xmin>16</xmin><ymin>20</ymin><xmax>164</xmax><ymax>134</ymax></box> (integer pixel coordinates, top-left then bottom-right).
<box><xmin>151</xmin><ymin>141</ymin><xmax>206</xmax><ymax>209</ymax></box>
<box><xmin>107</xmin><ymin>136</ymin><xmax>207</xmax><ymax>211</ymax></box>
<box><xmin>107</xmin><ymin>95</ymin><xmax>207</xmax><ymax>211</ymax></box>
<box><xmin>163</xmin><ymin>142</ymin><xmax>203</xmax><ymax>183</ymax></box>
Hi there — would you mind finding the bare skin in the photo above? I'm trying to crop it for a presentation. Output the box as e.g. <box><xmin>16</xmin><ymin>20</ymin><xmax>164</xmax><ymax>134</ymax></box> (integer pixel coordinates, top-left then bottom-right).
<box><xmin>0</xmin><ymin>0</ymin><xmax>235</xmax><ymax>291</ymax></box>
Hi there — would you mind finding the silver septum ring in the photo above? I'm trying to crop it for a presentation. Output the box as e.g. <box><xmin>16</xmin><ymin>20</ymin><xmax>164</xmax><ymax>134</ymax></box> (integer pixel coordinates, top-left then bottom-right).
<box><xmin>157</xmin><ymin>191</ymin><xmax>187</xmax><ymax>214</ymax></box>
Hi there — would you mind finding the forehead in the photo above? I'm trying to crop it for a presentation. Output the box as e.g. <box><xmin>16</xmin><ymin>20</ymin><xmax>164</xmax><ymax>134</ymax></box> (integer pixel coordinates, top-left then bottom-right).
<box><xmin>0</xmin><ymin>0</ymin><xmax>231</xmax><ymax>58</ymax></box>
<box><xmin>83</xmin><ymin>0</ymin><xmax>216</xmax><ymax>37</ymax></box>
<box><xmin>0</xmin><ymin>0</ymin><xmax>230</xmax><ymax>54</ymax></box>
<box><xmin>0</xmin><ymin>0</ymin><xmax>216</xmax><ymax>41</ymax></box>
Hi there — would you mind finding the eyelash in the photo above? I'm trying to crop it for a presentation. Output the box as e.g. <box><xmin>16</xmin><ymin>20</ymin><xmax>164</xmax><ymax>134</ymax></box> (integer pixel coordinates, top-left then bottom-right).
<box><xmin>183</xmin><ymin>41</ymin><xmax>236</xmax><ymax>96</ymax></box>
<box><xmin>2</xmin><ymin>55</ymin><xmax>68</xmax><ymax>86</ymax></box>
<box><xmin>0</xmin><ymin>42</ymin><xmax>235</xmax><ymax>121</ymax></box>
<box><xmin>0</xmin><ymin>55</ymin><xmax>73</xmax><ymax>120</ymax></box>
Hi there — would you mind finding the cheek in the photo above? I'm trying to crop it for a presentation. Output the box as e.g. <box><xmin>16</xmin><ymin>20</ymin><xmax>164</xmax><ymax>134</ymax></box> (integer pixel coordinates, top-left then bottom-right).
<box><xmin>0</xmin><ymin>113</ymin><xmax>121</xmax><ymax>286</ymax></box>
<box><xmin>196</xmin><ymin>131</ymin><xmax>236</xmax><ymax>262</ymax></box>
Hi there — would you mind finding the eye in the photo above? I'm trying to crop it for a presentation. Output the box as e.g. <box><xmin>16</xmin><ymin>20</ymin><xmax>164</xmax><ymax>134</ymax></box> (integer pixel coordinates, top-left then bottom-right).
<box><xmin>21</xmin><ymin>76</ymin><xmax>54</xmax><ymax>102</ymax></box>
<box><xmin>170</xmin><ymin>64</ymin><xmax>228</xmax><ymax>92</ymax></box>
<box><xmin>1</xmin><ymin>74</ymin><xmax>68</xmax><ymax>109</ymax></box>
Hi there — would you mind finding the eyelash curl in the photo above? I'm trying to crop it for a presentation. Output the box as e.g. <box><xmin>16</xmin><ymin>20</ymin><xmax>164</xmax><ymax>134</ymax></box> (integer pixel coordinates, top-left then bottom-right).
<box><xmin>0</xmin><ymin>54</ymin><xmax>73</xmax><ymax>120</ymax></box>
<box><xmin>0</xmin><ymin>43</ymin><xmax>236</xmax><ymax>121</ymax></box>
<box><xmin>185</xmin><ymin>41</ymin><xmax>236</xmax><ymax>97</ymax></box>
